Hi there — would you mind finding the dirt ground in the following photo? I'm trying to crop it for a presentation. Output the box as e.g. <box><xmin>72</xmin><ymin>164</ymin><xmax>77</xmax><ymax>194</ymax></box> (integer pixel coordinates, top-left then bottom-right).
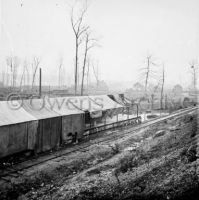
<box><xmin>0</xmin><ymin>111</ymin><xmax>198</xmax><ymax>200</ymax></box>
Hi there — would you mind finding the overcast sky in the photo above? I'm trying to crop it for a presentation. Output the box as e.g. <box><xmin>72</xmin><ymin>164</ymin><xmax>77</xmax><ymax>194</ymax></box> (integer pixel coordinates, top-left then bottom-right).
<box><xmin>0</xmin><ymin>0</ymin><xmax>198</xmax><ymax>88</ymax></box>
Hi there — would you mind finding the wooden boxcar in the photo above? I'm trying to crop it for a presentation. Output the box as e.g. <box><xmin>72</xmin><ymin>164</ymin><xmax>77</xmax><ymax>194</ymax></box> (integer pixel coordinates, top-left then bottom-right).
<box><xmin>21</xmin><ymin>99</ymin><xmax>61</xmax><ymax>152</ymax></box>
<box><xmin>0</xmin><ymin>101</ymin><xmax>37</xmax><ymax>158</ymax></box>
<box><xmin>46</xmin><ymin>97</ymin><xmax>85</xmax><ymax>144</ymax></box>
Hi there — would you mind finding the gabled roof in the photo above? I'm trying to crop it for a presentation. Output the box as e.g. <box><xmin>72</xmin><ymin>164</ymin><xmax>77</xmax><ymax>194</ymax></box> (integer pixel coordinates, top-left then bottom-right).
<box><xmin>88</xmin><ymin>95</ymin><xmax>123</xmax><ymax>111</ymax></box>
<box><xmin>47</xmin><ymin>95</ymin><xmax>121</xmax><ymax>113</ymax></box>
<box><xmin>110</xmin><ymin>94</ymin><xmax>126</xmax><ymax>106</ymax></box>
<box><xmin>21</xmin><ymin>99</ymin><xmax>60</xmax><ymax>120</ymax></box>
<box><xmin>0</xmin><ymin>95</ymin><xmax>125</xmax><ymax>127</ymax></box>
<box><xmin>0</xmin><ymin>101</ymin><xmax>36</xmax><ymax>126</ymax></box>
<box><xmin>45</xmin><ymin>97</ymin><xmax>84</xmax><ymax>115</ymax></box>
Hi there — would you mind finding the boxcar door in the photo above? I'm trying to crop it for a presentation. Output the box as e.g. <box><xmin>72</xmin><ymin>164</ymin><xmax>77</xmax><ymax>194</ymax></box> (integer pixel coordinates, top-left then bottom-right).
<box><xmin>50</xmin><ymin>117</ymin><xmax>61</xmax><ymax>149</ymax></box>
<box><xmin>0</xmin><ymin>126</ymin><xmax>9</xmax><ymax>158</ymax></box>
<box><xmin>61</xmin><ymin>115</ymin><xmax>73</xmax><ymax>144</ymax></box>
<box><xmin>27</xmin><ymin>121</ymin><xmax>38</xmax><ymax>150</ymax></box>
<box><xmin>8</xmin><ymin>123</ymin><xmax>27</xmax><ymax>155</ymax></box>
<box><xmin>41</xmin><ymin>118</ymin><xmax>51</xmax><ymax>152</ymax></box>
<box><xmin>72</xmin><ymin>114</ymin><xmax>84</xmax><ymax>140</ymax></box>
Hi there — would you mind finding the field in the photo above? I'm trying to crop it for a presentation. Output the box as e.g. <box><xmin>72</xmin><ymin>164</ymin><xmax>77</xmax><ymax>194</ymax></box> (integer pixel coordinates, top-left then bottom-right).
<box><xmin>0</xmin><ymin>111</ymin><xmax>198</xmax><ymax>200</ymax></box>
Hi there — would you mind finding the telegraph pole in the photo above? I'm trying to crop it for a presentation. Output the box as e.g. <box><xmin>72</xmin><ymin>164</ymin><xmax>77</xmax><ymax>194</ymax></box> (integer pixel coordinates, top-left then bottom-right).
<box><xmin>191</xmin><ymin>65</ymin><xmax>197</xmax><ymax>103</ymax></box>
<box><xmin>191</xmin><ymin>65</ymin><xmax>196</xmax><ymax>93</ymax></box>
<box><xmin>39</xmin><ymin>68</ymin><xmax>42</xmax><ymax>97</ymax></box>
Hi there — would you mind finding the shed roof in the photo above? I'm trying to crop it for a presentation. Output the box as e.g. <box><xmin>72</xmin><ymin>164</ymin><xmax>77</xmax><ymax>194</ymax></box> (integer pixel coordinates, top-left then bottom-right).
<box><xmin>111</xmin><ymin>94</ymin><xmax>126</xmax><ymax>106</ymax></box>
<box><xmin>46</xmin><ymin>96</ymin><xmax>110</xmax><ymax>113</ymax></box>
<box><xmin>45</xmin><ymin>97</ymin><xmax>85</xmax><ymax>115</ymax></box>
<box><xmin>88</xmin><ymin>95</ymin><xmax>123</xmax><ymax>111</ymax></box>
<box><xmin>69</xmin><ymin>96</ymin><xmax>102</xmax><ymax>112</ymax></box>
<box><xmin>21</xmin><ymin>99</ymin><xmax>60</xmax><ymax>120</ymax></box>
<box><xmin>0</xmin><ymin>101</ymin><xmax>36</xmax><ymax>126</ymax></box>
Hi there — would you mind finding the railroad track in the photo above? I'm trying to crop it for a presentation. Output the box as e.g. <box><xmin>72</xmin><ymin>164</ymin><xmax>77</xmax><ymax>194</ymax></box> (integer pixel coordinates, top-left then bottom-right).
<box><xmin>0</xmin><ymin>106</ymin><xmax>198</xmax><ymax>182</ymax></box>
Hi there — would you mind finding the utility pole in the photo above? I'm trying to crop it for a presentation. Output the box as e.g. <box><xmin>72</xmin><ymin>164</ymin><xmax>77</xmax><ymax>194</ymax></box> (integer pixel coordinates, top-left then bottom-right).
<box><xmin>160</xmin><ymin>65</ymin><xmax>165</xmax><ymax>110</ymax></box>
<box><xmin>191</xmin><ymin>65</ymin><xmax>196</xmax><ymax>93</ymax></box>
<box><xmin>39</xmin><ymin>68</ymin><xmax>42</xmax><ymax>97</ymax></box>
<box><xmin>145</xmin><ymin>56</ymin><xmax>150</xmax><ymax>92</ymax></box>
<box><xmin>165</xmin><ymin>95</ymin><xmax>168</xmax><ymax>110</ymax></box>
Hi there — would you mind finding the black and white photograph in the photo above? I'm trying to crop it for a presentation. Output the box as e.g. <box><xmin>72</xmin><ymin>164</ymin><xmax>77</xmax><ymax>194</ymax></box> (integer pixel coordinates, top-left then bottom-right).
<box><xmin>0</xmin><ymin>0</ymin><xmax>198</xmax><ymax>199</ymax></box>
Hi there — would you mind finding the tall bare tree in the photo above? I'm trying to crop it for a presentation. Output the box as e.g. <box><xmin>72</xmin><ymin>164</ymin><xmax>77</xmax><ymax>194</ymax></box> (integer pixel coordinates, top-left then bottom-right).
<box><xmin>31</xmin><ymin>56</ymin><xmax>41</xmax><ymax>89</ymax></box>
<box><xmin>139</xmin><ymin>54</ymin><xmax>158</xmax><ymax>93</ymax></box>
<box><xmin>22</xmin><ymin>60</ymin><xmax>30</xmax><ymax>87</ymax></box>
<box><xmin>13</xmin><ymin>58</ymin><xmax>19</xmax><ymax>87</ymax></box>
<box><xmin>86</xmin><ymin>57</ymin><xmax>90</xmax><ymax>93</ymax></box>
<box><xmin>6</xmin><ymin>56</ymin><xmax>14</xmax><ymax>87</ymax></box>
<box><xmin>20</xmin><ymin>59</ymin><xmax>29</xmax><ymax>90</ymax></box>
<box><xmin>20</xmin><ymin>62</ymin><xmax>26</xmax><ymax>91</ymax></box>
<box><xmin>92</xmin><ymin>60</ymin><xmax>100</xmax><ymax>87</ymax></box>
<box><xmin>81</xmin><ymin>31</ymin><xmax>98</xmax><ymax>95</ymax></box>
<box><xmin>6</xmin><ymin>56</ymin><xmax>20</xmax><ymax>88</ymax></box>
<box><xmin>25</xmin><ymin>60</ymin><xmax>30</xmax><ymax>87</ymax></box>
<box><xmin>58</xmin><ymin>56</ymin><xmax>63</xmax><ymax>88</ymax></box>
<box><xmin>71</xmin><ymin>3</ymin><xmax>89</xmax><ymax>94</ymax></box>
<box><xmin>1</xmin><ymin>70</ymin><xmax>5</xmax><ymax>86</ymax></box>
<box><xmin>160</xmin><ymin>64</ymin><xmax>165</xmax><ymax>110</ymax></box>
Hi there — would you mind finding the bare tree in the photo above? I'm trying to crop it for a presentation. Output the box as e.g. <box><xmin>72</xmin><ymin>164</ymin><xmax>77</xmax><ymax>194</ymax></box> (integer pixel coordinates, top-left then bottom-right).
<box><xmin>6</xmin><ymin>56</ymin><xmax>20</xmax><ymax>88</ymax></box>
<box><xmin>21</xmin><ymin>59</ymin><xmax>30</xmax><ymax>87</ymax></box>
<box><xmin>20</xmin><ymin>59</ymin><xmax>29</xmax><ymax>90</ymax></box>
<box><xmin>92</xmin><ymin>60</ymin><xmax>100</xmax><ymax>87</ymax></box>
<box><xmin>86</xmin><ymin>57</ymin><xmax>90</xmax><ymax>92</ymax></box>
<box><xmin>58</xmin><ymin>56</ymin><xmax>63</xmax><ymax>88</ymax></box>
<box><xmin>20</xmin><ymin>62</ymin><xmax>25</xmax><ymax>91</ymax></box>
<box><xmin>31</xmin><ymin>56</ymin><xmax>41</xmax><ymax>89</ymax></box>
<box><xmin>13</xmin><ymin>58</ymin><xmax>19</xmax><ymax>87</ymax></box>
<box><xmin>150</xmin><ymin>84</ymin><xmax>159</xmax><ymax>110</ymax></box>
<box><xmin>1</xmin><ymin>70</ymin><xmax>5</xmax><ymax>86</ymax></box>
<box><xmin>160</xmin><ymin>64</ymin><xmax>165</xmax><ymax>110</ymax></box>
<box><xmin>6</xmin><ymin>57</ymin><xmax>14</xmax><ymax>87</ymax></box>
<box><xmin>139</xmin><ymin>54</ymin><xmax>158</xmax><ymax>93</ymax></box>
<box><xmin>24</xmin><ymin>60</ymin><xmax>30</xmax><ymax>87</ymax></box>
<box><xmin>71</xmin><ymin>3</ymin><xmax>89</xmax><ymax>94</ymax></box>
<box><xmin>80</xmin><ymin>31</ymin><xmax>98</xmax><ymax>95</ymax></box>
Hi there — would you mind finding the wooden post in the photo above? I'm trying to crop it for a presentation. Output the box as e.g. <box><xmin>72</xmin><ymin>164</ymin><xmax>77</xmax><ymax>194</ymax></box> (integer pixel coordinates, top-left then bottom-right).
<box><xmin>49</xmin><ymin>85</ymin><xmax>50</xmax><ymax>96</ymax></box>
<box><xmin>165</xmin><ymin>95</ymin><xmax>168</xmax><ymax>110</ymax></box>
<box><xmin>39</xmin><ymin>68</ymin><xmax>42</xmax><ymax>97</ymax></box>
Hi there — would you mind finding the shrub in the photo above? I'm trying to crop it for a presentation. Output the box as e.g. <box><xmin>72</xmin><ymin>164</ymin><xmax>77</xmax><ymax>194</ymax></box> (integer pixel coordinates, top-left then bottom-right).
<box><xmin>110</xmin><ymin>143</ymin><xmax>120</xmax><ymax>155</ymax></box>
<box><xmin>116</xmin><ymin>154</ymin><xmax>139</xmax><ymax>174</ymax></box>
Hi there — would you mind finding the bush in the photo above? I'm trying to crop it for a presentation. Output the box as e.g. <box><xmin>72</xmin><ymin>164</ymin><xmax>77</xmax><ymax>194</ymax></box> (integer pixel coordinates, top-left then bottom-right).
<box><xmin>116</xmin><ymin>154</ymin><xmax>139</xmax><ymax>174</ymax></box>
<box><xmin>180</xmin><ymin>145</ymin><xmax>197</xmax><ymax>163</ymax></box>
<box><xmin>110</xmin><ymin>143</ymin><xmax>120</xmax><ymax>155</ymax></box>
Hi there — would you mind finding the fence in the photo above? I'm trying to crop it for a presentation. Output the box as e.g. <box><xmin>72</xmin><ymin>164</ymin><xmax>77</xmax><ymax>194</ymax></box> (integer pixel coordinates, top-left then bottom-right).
<box><xmin>84</xmin><ymin>116</ymin><xmax>142</xmax><ymax>136</ymax></box>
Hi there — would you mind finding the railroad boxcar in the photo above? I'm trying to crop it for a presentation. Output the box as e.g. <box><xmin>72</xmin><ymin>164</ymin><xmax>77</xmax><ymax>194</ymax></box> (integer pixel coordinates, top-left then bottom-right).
<box><xmin>0</xmin><ymin>95</ymin><xmax>137</xmax><ymax>159</ymax></box>
<box><xmin>46</xmin><ymin>97</ymin><xmax>86</xmax><ymax>144</ymax></box>
<box><xmin>21</xmin><ymin>99</ymin><xmax>62</xmax><ymax>153</ymax></box>
<box><xmin>0</xmin><ymin>101</ymin><xmax>37</xmax><ymax>158</ymax></box>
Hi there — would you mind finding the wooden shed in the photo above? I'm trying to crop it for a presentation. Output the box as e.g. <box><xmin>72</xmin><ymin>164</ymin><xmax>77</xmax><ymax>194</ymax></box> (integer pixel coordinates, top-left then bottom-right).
<box><xmin>21</xmin><ymin>99</ymin><xmax>61</xmax><ymax>152</ymax></box>
<box><xmin>0</xmin><ymin>101</ymin><xmax>37</xmax><ymax>158</ymax></box>
<box><xmin>46</xmin><ymin>97</ymin><xmax>85</xmax><ymax>144</ymax></box>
